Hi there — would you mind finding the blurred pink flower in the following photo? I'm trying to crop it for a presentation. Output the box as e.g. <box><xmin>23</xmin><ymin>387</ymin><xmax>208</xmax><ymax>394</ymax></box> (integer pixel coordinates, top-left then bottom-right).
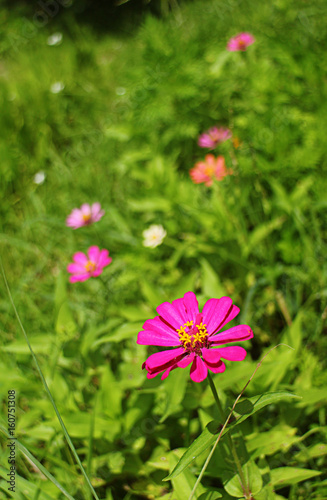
<box><xmin>66</xmin><ymin>203</ymin><xmax>104</xmax><ymax>229</ymax></box>
<box><xmin>227</xmin><ymin>32</ymin><xmax>255</xmax><ymax>52</ymax></box>
<box><xmin>67</xmin><ymin>246</ymin><xmax>112</xmax><ymax>283</ymax></box>
<box><xmin>198</xmin><ymin>126</ymin><xmax>232</xmax><ymax>149</ymax></box>
<box><xmin>137</xmin><ymin>291</ymin><xmax>253</xmax><ymax>383</ymax></box>
<box><xmin>190</xmin><ymin>154</ymin><xmax>232</xmax><ymax>187</ymax></box>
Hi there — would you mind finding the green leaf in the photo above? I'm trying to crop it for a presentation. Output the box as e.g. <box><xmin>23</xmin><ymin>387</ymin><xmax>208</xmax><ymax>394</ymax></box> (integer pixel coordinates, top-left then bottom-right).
<box><xmin>2</xmin><ymin>335</ymin><xmax>55</xmax><ymax>354</ymax></box>
<box><xmin>173</xmin><ymin>270</ymin><xmax>198</xmax><ymax>299</ymax></box>
<box><xmin>270</xmin><ymin>467</ymin><xmax>321</xmax><ymax>489</ymax></box>
<box><xmin>98</xmin><ymin>365</ymin><xmax>122</xmax><ymax>418</ymax></box>
<box><xmin>224</xmin><ymin>460</ymin><xmax>263</xmax><ymax>497</ymax></box>
<box><xmin>230</xmin><ymin>392</ymin><xmax>300</xmax><ymax>430</ymax></box>
<box><xmin>160</xmin><ymin>368</ymin><xmax>189</xmax><ymax>423</ymax></box>
<box><xmin>244</xmin><ymin>217</ymin><xmax>286</xmax><ymax>257</ymax></box>
<box><xmin>164</xmin><ymin>391</ymin><xmax>298</xmax><ymax>481</ymax></box>
<box><xmin>81</xmin><ymin>318</ymin><xmax>122</xmax><ymax>355</ymax></box>
<box><xmin>200</xmin><ymin>258</ymin><xmax>226</xmax><ymax>298</ymax></box>
<box><xmin>209</xmin><ymin>51</ymin><xmax>231</xmax><ymax>75</ymax></box>
<box><xmin>258</xmin><ymin>313</ymin><xmax>303</xmax><ymax>390</ymax></box>
<box><xmin>198</xmin><ymin>491</ymin><xmax>223</xmax><ymax>499</ymax></box>
<box><xmin>246</xmin><ymin>425</ymin><xmax>299</xmax><ymax>458</ymax></box>
<box><xmin>294</xmin><ymin>443</ymin><xmax>327</xmax><ymax>462</ymax></box>
<box><xmin>128</xmin><ymin>197</ymin><xmax>171</xmax><ymax>212</ymax></box>
<box><xmin>0</xmin><ymin>423</ymin><xmax>75</xmax><ymax>500</ymax></box>
<box><xmin>91</xmin><ymin>322</ymin><xmax>143</xmax><ymax>347</ymax></box>
<box><xmin>140</xmin><ymin>280</ymin><xmax>165</xmax><ymax>309</ymax></box>
<box><xmin>169</xmin><ymin>451</ymin><xmax>206</xmax><ymax>500</ymax></box>
<box><xmin>56</xmin><ymin>302</ymin><xmax>77</xmax><ymax>339</ymax></box>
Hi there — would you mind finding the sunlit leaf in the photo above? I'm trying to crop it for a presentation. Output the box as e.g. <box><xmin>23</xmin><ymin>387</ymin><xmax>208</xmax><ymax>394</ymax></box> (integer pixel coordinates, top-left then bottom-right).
<box><xmin>164</xmin><ymin>392</ymin><xmax>299</xmax><ymax>481</ymax></box>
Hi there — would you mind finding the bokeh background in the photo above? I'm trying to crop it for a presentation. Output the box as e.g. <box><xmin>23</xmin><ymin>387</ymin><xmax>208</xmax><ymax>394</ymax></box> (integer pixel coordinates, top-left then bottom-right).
<box><xmin>1</xmin><ymin>0</ymin><xmax>327</xmax><ymax>498</ymax></box>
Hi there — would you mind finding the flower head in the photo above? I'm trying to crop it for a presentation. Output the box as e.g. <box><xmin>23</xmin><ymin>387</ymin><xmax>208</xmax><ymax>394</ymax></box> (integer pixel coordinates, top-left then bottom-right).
<box><xmin>66</xmin><ymin>203</ymin><xmax>105</xmax><ymax>229</ymax></box>
<box><xmin>47</xmin><ymin>32</ymin><xmax>63</xmax><ymax>46</ymax></box>
<box><xmin>67</xmin><ymin>246</ymin><xmax>112</xmax><ymax>283</ymax></box>
<box><xmin>190</xmin><ymin>154</ymin><xmax>232</xmax><ymax>187</ymax></box>
<box><xmin>137</xmin><ymin>292</ymin><xmax>253</xmax><ymax>383</ymax></box>
<box><xmin>227</xmin><ymin>32</ymin><xmax>255</xmax><ymax>52</ymax></box>
<box><xmin>198</xmin><ymin>126</ymin><xmax>232</xmax><ymax>149</ymax></box>
<box><xmin>33</xmin><ymin>171</ymin><xmax>46</xmax><ymax>185</ymax></box>
<box><xmin>50</xmin><ymin>81</ymin><xmax>65</xmax><ymax>94</ymax></box>
<box><xmin>143</xmin><ymin>224</ymin><xmax>167</xmax><ymax>248</ymax></box>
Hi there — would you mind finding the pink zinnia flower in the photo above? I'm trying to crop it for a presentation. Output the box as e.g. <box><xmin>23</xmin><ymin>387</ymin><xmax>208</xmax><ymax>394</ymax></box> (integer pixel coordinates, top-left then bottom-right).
<box><xmin>227</xmin><ymin>32</ymin><xmax>255</xmax><ymax>52</ymax></box>
<box><xmin>137</xmin><ymin>291</ymin><xmax>253</xmax><ymax>383</ymax></box>
<box><xmin>67</xmin><ymin>246</ymin><xmax>112</xmax><ymax>283</ymax></box>
<box><xmin>198</xmin><ymin>126</ymin><xmax>232</xmax><ymax>149</ymax></box>
<box><xmin>190</xmin><ymin>154</ymin><xmax>232</xmax><ymax>187</ymax></box>
<box><xmin>66</xmin><ymin>203</ymin><xmax>104</xmax><ymax>229</ymax></box>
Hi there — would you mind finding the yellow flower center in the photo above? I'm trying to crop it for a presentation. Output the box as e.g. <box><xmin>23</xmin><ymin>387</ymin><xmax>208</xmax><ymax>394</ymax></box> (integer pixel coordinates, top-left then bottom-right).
<box><xmin>204</xmin><ymin>166</ymin><xmax>215</xmax><ymax>177</ymax></box>
<box><xmin>177</xmin><ymin>320</ymin><xmax>209</xmax><ymax>351</ymax></box>
<box><xmin>85</xmin><ymin>260</ymin><xmax>96</xmax><ymax>273</ymax></box>
<box><xmin>82</xmin><ymin>214</ymin><xmax>91</xmax><ymax>223</ymax></box>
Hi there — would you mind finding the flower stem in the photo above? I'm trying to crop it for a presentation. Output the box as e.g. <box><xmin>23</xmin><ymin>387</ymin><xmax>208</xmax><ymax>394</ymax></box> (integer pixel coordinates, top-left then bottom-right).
<box><xmin>206</xmin><ymin>372</ymin><xmax>251</xmax><ymax>499</ymax></box>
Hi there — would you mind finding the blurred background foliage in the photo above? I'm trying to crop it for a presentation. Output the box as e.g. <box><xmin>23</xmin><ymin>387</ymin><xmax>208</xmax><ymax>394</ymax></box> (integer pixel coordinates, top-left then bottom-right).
<box><xmin>0</xmin><ymin>0</ymin><xmax>327</xmax><ymax>498</ymax></box>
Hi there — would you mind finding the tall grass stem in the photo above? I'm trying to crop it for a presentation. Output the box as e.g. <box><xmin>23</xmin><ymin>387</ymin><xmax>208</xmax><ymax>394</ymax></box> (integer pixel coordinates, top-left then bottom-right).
<box><xmin>1</xmin><ymin>257</ymin><xmax>101</xmax><ymax>500</ymax></box>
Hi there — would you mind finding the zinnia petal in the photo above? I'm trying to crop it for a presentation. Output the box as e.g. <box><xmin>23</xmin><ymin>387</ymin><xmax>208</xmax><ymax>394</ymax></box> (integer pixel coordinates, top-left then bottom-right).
<box><xmin>137</xmin><ymin>329</ymin><xmax>179</xmax><ymax>346</ymax></box>
<box><xmin>138</xmin><ymin>291</ymin><xmax>253</xmax><ymax>382</ymax></box>
<box><xmin>190</xmin><ymin>356</ymin><xmax>208</xmax><ymax>383</ymax></box>
<box><xmin>144</xmin><ymin>347</ymin><xmax>185</xmax><ymax>373</ymax></box>
<box><xmin>210</xmin><ymin>325</ymin><xmax>253</xmax><ymax>344</ymax></box>
<box><xmin>161</xmin><ymin>365</ymin><xmax>177</xmax><ymax>380</ymax></box>
<box><xmin>201</xmin><ymin>347</ymin><xmax>221</xmax><ymax>365</ymax></box>
<box><xmin>201</xmin><ymin>348</ymin><xmax>226</xmax><ymax>373</ymax></box>
<box><xmin>207</xmin><ymin>361</ymin><xmax>226</xmax><ymax>374</ymax></box>
<box><xmin>141</xmin><ymin>317</ymin><xmax>180</xmax><ymax>340</ymax></box>
<box><xmin>177</xmin><ymin>352</ymin><xmax>195</xmax><ymax>368</ymax></box>
<box><xmin>203</xmin><ymin>297</ymin><xmax>234</xmax><ymax>335</ymax></box>
<box><xmin>214</xmin><ymin>346</ymin><xmax>247</xmax><ymax>361</ymax></box>
<box><xmin>156</xmin><ymin>301</ymin><xmax>186</xmax><ymax>329</ymax></box>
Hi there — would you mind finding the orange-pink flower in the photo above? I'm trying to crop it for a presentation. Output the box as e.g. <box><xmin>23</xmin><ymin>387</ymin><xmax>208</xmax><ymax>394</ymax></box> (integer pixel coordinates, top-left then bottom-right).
<box><xmin>190</xmin><ymin>155</ymin><xmax>232</xmax><ymax>187</ymax></box>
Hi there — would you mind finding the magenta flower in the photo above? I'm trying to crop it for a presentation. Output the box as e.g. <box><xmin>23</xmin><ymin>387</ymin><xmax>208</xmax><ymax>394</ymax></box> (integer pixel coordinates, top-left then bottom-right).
<box><xmin>190</xmin><ymin>154</ymin><xmax>232</xmax><ymax>187</ymax></box>
<box><xmin>66</xmin><ymin>203</ymin><xmax>104</xmax><ymax>229</ymax></box>
<box><xmin>137</xmin><ymin>292</ymin><xmax>253</xmax><ymax>383</ymax></box>
<box><xmin>198</xmin><ymin>126</ymin><xmax>232</xmax><ymax>149</ymax></box>
<box><xmin>227</xmin><ymin>32</ymin><xmax>255</xmax><ymax>52</ymax></box>
<box><xmin>67</xmin><ymin>246</ymin><xmax>112</xmax><ymax>283</ymax></box>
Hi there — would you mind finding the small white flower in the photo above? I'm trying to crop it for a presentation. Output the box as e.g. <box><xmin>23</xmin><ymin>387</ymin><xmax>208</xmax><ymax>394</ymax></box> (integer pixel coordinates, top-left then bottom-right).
<box><xmin>47</xmin><ymin>32</ymin><xmax>63</xmax><ymax>46</ymax></box>
<box><xmin>34</xmin><ymin>171</ymin><xmax>46</xmax><ymax>184</ymax></box>
<box><xmin>142</xmin><ymin>225</ymin><xmax>167</xmax><ymax>248</ymax></box>
<box><xmin>50</xmin><ymin>82</ymin><xmax>65</xmax><ymax>94</ymax></box>
<box><xmin>116</xmin><ymin>87</ymin><xmax>126</xmax><ymax>96</ymax></box>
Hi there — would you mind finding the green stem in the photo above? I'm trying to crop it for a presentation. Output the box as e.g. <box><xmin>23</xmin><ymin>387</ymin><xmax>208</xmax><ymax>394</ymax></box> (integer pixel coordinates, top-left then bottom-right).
<box><xmin>1</xmin><ymin>258</ymin><xmax>101</xmax><ymax>500</ymax></box>
<box><xmin>190</xmin><ymin>347</ymin><xmax>290</xmax><ymax>500</ymax></box>
<box><xmin>207</xmin><ymin>372</ymin><xmax>251</xmax><ymax>499</ymax></box>
<box><xmin>86</xmin><ymin>394</ymin><xmax>97</xmax><ymax>500</ymax></box>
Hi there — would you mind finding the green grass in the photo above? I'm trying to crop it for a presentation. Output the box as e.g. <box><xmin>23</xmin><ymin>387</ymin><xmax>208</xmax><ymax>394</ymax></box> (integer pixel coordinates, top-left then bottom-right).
<box><xmin>1</xmin><ymin>0</ymin><xmax>327</xmax><ymax>498</ymax></box>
